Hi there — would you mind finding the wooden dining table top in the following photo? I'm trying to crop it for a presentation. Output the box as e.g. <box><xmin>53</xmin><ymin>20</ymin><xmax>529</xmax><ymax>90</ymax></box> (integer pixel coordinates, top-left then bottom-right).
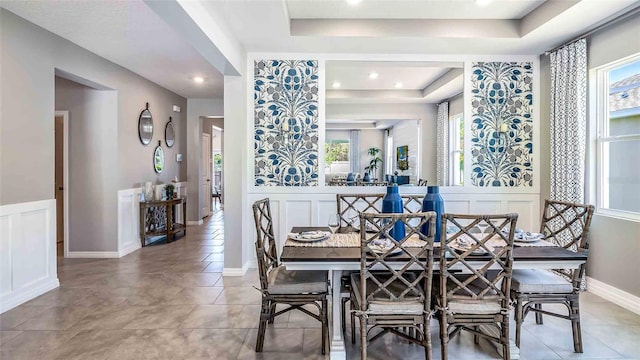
<box><xmin>280</xmin><ymin>226</ymin><xmax>588</xmax><ymax>263</ymax></box>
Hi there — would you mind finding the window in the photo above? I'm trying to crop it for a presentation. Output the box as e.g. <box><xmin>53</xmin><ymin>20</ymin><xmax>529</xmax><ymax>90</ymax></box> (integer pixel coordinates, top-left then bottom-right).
<box><xmin>325</xmin><ymin>139</ymin><xmax>350</xmax><ymax>174</ymax></box>
<box><xmin>595</xmin><ymin>55</ymin><xmax>640</xmax><ymax>219</ymax></box>
<box><xmin>449</xmin><ymin>113</ymin><xmax>464</xmax><ymax>186</ymax></box>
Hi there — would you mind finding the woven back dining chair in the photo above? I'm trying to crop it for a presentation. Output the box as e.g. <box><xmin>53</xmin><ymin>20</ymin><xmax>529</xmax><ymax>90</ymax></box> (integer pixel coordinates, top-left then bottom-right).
<box><xmin>252</xmin><ymin>198</ymin><xmax>329</xmax><ymax>354</ymax></box>
<box><xmin>511</xmin><ymin>200</ymin><xmax>594</xmax><ymax>353</ymax></box>
<box><xmin>335</xmin><ymin>193</ymin><xmax>426</xmax><ymax>333</ymax></box>
<box><xmin>350</xmin><ymin>211</ymin><xmax>437</xmax><ymax>360</ymax></box>
<box><xmin>437</xmin><ymin>213</ymin><xmax>518</xmax><ymax>360</ymax></box>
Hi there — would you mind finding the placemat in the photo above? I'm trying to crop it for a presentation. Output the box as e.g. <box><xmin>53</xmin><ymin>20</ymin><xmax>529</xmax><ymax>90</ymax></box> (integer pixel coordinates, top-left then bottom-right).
<box><xmin>285</xmin><ymin>232</ymin><xmax>428</xmax><ymax>248</ymax></box>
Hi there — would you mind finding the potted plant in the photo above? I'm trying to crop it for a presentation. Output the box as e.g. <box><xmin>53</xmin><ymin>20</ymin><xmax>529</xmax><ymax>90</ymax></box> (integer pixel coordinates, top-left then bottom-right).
<box><xmin>165</xmin><ymin>184</ymin><xmax>175</xmax><ymax>199</ymax></box>
<box><xmin>364</xmin><ymin>147</ymin><xmax>382</xmax><ymax>181</ymax></box>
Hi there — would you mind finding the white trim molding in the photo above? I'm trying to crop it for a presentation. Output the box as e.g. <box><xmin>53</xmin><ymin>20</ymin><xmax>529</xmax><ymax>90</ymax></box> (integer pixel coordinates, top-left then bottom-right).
<box><xmin>187</xmin><ymin>220</ymin><xmax>204</xmax><ymax>226</ymax></box>
<box><xmin>222</xmin><ymin>262</ymin><xmax>250</xmax><ymax>277</ymax></box>
<box><xmin>586</xmin><ymin>276</ymin><xmax>640</xmax><ymax>315</ymax></box>
<box><xmin>66</xmin><ymin>251</ymin><xmax>120</xmax><ymax>259</ymax></box>
<box><xmin>0</xmin><ymin>199</ymin><xmax>59</xmax><ymax>313</ymax></box>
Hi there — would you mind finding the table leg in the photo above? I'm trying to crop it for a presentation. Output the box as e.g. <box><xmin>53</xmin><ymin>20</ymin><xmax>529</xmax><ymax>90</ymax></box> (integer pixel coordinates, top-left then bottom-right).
<box><xmin>330</xmin><ymin>270</ymin><xmax>347</xmax><ymax>360</ymax></box>
<box><xmin>477</xmin><ymin>324</ymin><xmax>520</xmax><ymax>359</ymax></box>
<box><xmin>166</xmin><ymin>204</ymin><xmax>173</xmax><ymax>243</ymax></box>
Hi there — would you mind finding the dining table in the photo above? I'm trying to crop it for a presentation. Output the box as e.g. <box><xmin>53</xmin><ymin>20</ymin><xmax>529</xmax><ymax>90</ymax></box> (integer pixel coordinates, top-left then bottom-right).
<box><xmin>280</xmin><ymin>226</ymin><xmax>588</xmax><ymax>360</ymax></box>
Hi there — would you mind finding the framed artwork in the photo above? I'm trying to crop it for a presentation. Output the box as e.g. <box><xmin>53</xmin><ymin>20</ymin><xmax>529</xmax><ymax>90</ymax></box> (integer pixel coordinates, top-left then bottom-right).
<box><xmin>397</xmin><ymin>145</ymin><xmax>409</xmax><ymax>170</ymax></box>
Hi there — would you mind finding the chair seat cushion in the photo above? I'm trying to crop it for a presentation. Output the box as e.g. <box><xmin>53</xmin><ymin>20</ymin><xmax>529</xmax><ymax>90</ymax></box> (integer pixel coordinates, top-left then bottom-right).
<box><xmin>435</xmin><ymin>273</ymin><xmax>504</xmax><ymax>315</ymax></box>
<box><xmin>447</xmin><ymin>299</ymin><xmax>502</xmax><ymax>314</ymax></box>
<box><xmin>267</xmin><ymin>266</ymin><xmax>328</xmax><ymax>295</ymax></box>
<box><xmin>350</xmin><ymin>273</ymin><xmax>424</xmax><ymax>315</ymax></box>
<box><xmin>511</xmin><ymin>269</ymin><xmax>573</xmax><ymax>294</ymax></box>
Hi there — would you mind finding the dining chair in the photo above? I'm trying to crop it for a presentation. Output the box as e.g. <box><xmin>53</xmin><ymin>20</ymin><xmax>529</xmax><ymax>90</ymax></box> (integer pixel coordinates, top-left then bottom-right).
<box><xmin>510</xmin><ymin>200</ymin><xmax>594</xmax><ymax>353</ymax></box>
<box><xmin>437</xmin><ymin>213</ymin><xmax>518</xmax><ymax>360</ymax></box>
<box><xmin>335</xmin><ymin>193</ymin><xmax>425</xmax><ymax>333</ymax></box>
<box><xmin>350</xmin><ymin>211</ymin><xmax>437</xmax><ymax>360</ymax></box>
<box><xmin>251</xmin><ymin>198</ymin><xmax>329</xmax><ymax>354</ymax></box>
<box><xmin>418</xmin><ymin>178</ymin><xmax>428</xmax><ymax>186</ymax></box>
<box><xmin>212</xmin><ymin>186</ymin><xmax>222</xmax><ymax>205</ymax></box>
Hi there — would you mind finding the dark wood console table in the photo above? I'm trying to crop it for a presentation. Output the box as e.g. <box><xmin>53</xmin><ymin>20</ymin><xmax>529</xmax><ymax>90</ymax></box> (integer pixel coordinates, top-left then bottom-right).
<box><xmin>139</xmin><ymin>196</ymin><xmax>187</xmax><ymax>247</ymax></box>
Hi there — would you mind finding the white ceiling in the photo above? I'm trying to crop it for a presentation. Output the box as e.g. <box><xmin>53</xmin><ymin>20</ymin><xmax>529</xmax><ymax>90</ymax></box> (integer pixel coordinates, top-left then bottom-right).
<box><xmin>286</xmin><ymin>0</ymin><xmax>546</xmax><ymax>20</ymax></box>
<box><xmin>0</xmin><ymin>0</ymin><xmax>224</xmax><ymax>99</ymax></box>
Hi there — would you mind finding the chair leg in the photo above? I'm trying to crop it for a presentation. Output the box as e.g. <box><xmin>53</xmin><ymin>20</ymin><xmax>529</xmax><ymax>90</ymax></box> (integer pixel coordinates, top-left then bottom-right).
<box><xmin>474</xmin><ymin>326</ymin><xmax>479</xmax><ymax>344</ymax></box>
<box><xmin>256</xmin><ymin>299</ymin><xmax>270</xmax><ymax>352</ymax></box>
<box><xmin>322</xmin><ymin>297</ymin><xmax>328</xmax><ymax>355</ymax></box>
<box><xmin>341</xmin><ymin>297</ymin><xmax>348</xmax><ymax>333</ymax></box>
<box><xmin>439</xmin><ymin>312</ymin><xmax>448</xmax><ymax>360</ymax></box>
<box><xmin>571</xmin><ymin>298</ymin><xmax>583</xmax><ymax>353</ymax></box>
<box><xmin>351</xmin><ymin>300</ymin><xmax>356</xmax><ymax>344</ymax></box>
<box><xmin>501</xmin><ymin>318</ymin><xmax>511</xmax><ymax>360</ymax></box>
<box><xmin>360</xmin><ymin>315</ymin><xmax>367</xmax><ymax>360</ymax></box>
<box><xmin>535</xmin><ymin>303</ymin><xmax>543</xmax><ymax>324</ymax></box>
<box><xmin>424</xmin><ymin>315</ymin><xmax>433</xmax><ymax>360</ymax></box>
<box><xmin>268</xmin><ymin>303</ymin><xmax>276</xmax><ymax>324</ymax></box>
<box><xmin>514</xmin><ymin>294</ymin><xmax>524</xmax><ymax>347</ymax></box>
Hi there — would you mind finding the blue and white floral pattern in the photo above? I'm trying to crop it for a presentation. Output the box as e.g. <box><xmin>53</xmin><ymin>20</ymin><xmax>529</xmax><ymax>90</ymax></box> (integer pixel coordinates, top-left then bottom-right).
<box><xmin>254</xmin><ymin>60</ymin><xmax>319</xmax><ymax>186</ymax></box>
<box><xmin>470</xmin><ymin>62</ymin><xmax>533</xmax><ymax>187</ymax></box>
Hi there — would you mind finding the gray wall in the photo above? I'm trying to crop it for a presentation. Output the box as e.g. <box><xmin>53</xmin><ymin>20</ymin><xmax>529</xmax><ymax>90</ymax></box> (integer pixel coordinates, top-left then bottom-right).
<box><xmin>2</xmin><ymin>9</ymin><xmax>187</xmax><ymax>251</ymax></box>
<box><xmin>539</xmin><ymin>12</ymin><xmax>640</xmax><ymax>297</ymax></box>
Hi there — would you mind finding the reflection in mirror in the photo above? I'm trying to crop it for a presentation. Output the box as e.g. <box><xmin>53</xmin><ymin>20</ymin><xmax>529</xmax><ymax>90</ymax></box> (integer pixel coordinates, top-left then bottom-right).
<box><xmin>138</xmin><ymin>103</ymin><xmax>153</xmax><ymax>145</ymax></box>
<box><xmin>325</xmin><ymin>61</ymin><xmax>464</xmax><ymax>186</ymax></box>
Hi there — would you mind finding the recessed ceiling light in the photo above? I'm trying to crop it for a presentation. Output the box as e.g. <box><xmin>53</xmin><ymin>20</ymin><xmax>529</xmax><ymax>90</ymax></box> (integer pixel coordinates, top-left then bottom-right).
<box><xmin>346</xmin><ymin>0</ymin><xmax>362</xmax><ymax>6</ymax></box>
<box><xmin>394</xmin><ymin>82</ymin><xmax>403</xmax><ymax>88</ymax></box>
<box><xmin>193</xmin><ymin>76</ymin><xmax>204</xmax><ymax>83</ymax></box>
<box><xmin>475</xmin><ymin>0</ymin><xmax>492</xmax><ymax>6</ymax></box>
<box><xmin>369</xmin><ymin>72</ymin><xmax>379</xmax><ymax>79</ymax></box>
<box><xmin>332</xmin><ymin>81</ymin><xmax>341</xmax><ymax>88</ymax></box>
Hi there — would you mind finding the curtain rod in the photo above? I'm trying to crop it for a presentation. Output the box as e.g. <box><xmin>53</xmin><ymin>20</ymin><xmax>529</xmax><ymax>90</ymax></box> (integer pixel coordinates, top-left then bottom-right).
<box><xmin>545</xmin><ymin>4</ymin><xmax>640</xmax><ymax>55</ymax></box>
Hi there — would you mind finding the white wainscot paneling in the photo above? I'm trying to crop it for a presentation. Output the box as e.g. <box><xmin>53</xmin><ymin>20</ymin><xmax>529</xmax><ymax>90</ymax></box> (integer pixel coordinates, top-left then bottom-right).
<box><xmin>247</xmin><ymin>188</ymin><xmax>540</xmax><ymax>261</ymax></box>
<box><xmin>0</xmin><ymin>199</ymin><xmax>59</xmax><ymax>313</ymax></box>
<box><xmin>117</xmin><ymin>182</ymin><xmax>186</xmax><ymax>258</ymax></box>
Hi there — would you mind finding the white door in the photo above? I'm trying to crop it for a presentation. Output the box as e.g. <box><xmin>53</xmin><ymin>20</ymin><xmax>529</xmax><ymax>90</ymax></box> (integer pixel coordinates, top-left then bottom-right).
<box><xmin>201</xmin><ymin>133</ymin><xmax>212</xmax><ymax>217</ymax></box>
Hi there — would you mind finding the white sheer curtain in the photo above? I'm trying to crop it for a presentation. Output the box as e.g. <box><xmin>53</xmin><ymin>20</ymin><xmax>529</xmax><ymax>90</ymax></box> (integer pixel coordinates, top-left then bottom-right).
<box><xmin>436</xmin><ymin>102</ymin><xmax>449</xmax><ymax>186</ymax></box>
<box><xmin>550</xmin><ymin>39</ymin><xmax>587</xmax><ymax>203</ymax></box>
<box><xmin>349</xmin><ymin>130</ymin><xmax>360</xmax><ymax>174</ymax></box>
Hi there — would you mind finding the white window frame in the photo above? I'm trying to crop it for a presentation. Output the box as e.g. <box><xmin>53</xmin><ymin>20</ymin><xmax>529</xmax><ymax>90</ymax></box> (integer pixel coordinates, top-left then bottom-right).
<box><xmin>594</xmin><ymin>54</ymin><xmax>640</xmax><ymax>222</ymax></box>
<box><xmin>449</xmin><ymin>113</ymin><xmax>464</xmax><ymax>186</ymax></box>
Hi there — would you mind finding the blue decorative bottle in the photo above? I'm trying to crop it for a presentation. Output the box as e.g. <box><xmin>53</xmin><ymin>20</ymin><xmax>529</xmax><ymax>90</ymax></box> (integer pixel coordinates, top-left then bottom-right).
<box><xmin>382</xmin><ymin>184</ymin><xmax>405</xmax><ymax>241</ymax></box>
<box><xmin>363</xmin><ymin>172</ymin><xmax>371</xmax><ymax>182</ymax></box>
<box><xmin>346</xmin><ymin>172</ymin><xmax>355</xmax><ymax>186</ymax></box>
<box><xmin>421</xmin><ymin>186</ymin><xmax>444</xmax><ymax>242</ymax></box>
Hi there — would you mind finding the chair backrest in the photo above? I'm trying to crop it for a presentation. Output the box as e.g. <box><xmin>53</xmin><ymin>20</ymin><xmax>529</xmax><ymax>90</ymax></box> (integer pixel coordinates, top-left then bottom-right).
<box><xmin>336</xmin><ymin>193</ymin><xmax>425</xmax><ymax>230</ymax></box>
<box><xmin>358</xmin><ymin>212</ymin><xmax>436</xmax><ymax>310</ymax></box>
<box><xmin>252</xmin><ymin>198</ymin><xmax>278</xmax><ymax>291</ymax></box>
<box><xmin>440</xmin><ymin>213</ymin><xmax>518</xmax><ymax>312</ymax></box>
<box><xmin>418</xmin><ymin>179</ymin><xmax>428</xmax><ymax>186</ymax></box>
<box><xmin>540</xmin><ymin>199</ymin><xmax>595</xmax><ymax>288</ymax></box>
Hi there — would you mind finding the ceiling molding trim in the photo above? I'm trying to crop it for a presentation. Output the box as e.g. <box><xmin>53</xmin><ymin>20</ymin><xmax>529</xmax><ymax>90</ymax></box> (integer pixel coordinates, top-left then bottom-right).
<box><xmin>520</xmin><ymin>0</ymin><xmax>581</xmax><ymax>36</ymax></box>
<box><xmin>290</xmin><ymin>19</ymin><xmax>520</xmax><ymax>38</ymax></box>
<box><xmin>422</xmin><ymin>68</ymin><xmax>464</xmax><ymax>98</ymax></box>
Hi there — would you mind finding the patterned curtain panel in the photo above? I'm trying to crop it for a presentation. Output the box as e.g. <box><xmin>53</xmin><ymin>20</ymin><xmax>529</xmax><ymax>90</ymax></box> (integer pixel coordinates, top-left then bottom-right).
<box><xmin>550</xmin><ymin>39</ymin><xmax>587</xmax><ymax>203</ymax></box>
<box><xmin>349</xmin><ymin>130</ymin><xmax>360</xmax><ymax>174</ymax></box>
<box><xmin>436</xmin><ymin>102</ymin><xmax>450</xmax><ymax>186</ymax></box>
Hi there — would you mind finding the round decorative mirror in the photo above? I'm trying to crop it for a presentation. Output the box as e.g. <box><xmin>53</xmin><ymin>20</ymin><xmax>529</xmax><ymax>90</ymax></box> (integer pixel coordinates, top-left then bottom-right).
<box><xmin>165</xmin><ymin>117</ymin><xmax>175</xmax><ymax>148</ymax></box>
<box><xmin>138</xmin><ymin>103</ymin><xmax>153</xmax><ymax>145</ymax></box>
<box><xmin>154</xmin><ymin>141</ymin><xmax>164</xmax><ymax>173</ymax></box>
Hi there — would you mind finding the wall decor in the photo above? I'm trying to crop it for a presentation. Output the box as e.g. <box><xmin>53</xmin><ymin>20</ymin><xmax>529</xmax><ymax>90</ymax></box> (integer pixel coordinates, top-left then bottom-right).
<box><xmin>470</xmin><ymin>62</ymin><xmax>533</xmax><ymax>187</ymax></box>
<box><xmin>254</xmin><ymin>60</ymin><xmax>319</xmax><ymax>186</ymax></box>
<box><xmin>138</xmin><ymin>102</ymin><xmax>153</xmax><ymax>145</ymax></box>
<box><xmin>165</xmin><ymin>117</ymin><xmax>175</xmax><ymax>148</ymax></box>
<box><xmin>154</xmin><ymin>141</ymin><xmax>164</xmax><ymax>173</ymax></box>
<box><xmin>397</xmin><ymin>145</ymin><xmax>409</xmax><ymax>170</ymax></box>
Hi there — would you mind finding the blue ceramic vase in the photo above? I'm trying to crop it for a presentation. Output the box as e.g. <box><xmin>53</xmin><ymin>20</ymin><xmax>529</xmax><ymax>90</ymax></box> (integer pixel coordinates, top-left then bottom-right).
<box><xmin>363</xmin><ymin>172</ymin><xmax>371</xmax><ymax>182</ymax></box>
<box><xmin>346</xmin><ymin>172</ymin><xmax>355</xmax><ymax>186</ymax></box>
<box><xmin>382</xmin><ymin>184</ymin><xmax>405</xmax><ymax>241</ymax></box>
<box><xmin>421</xmin><ymin>186</ymin><xmax>444</xmax><ymax>242</ymax></box>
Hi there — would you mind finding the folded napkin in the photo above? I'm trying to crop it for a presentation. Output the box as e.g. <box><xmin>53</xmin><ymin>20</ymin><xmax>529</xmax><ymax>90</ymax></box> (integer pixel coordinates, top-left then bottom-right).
<box><xmin>288</xmin><ymin>230</ymin><xmax>330</xmax><ymax>239</ymax></box>
<box><xmin>502</xmin><ymin>228</ymin><xmax>544</xmax><ymax>241</ymax></box>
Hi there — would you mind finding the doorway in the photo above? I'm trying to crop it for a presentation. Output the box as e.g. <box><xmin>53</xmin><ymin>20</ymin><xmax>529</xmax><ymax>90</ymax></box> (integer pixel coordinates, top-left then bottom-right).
<box><xmin>201</xmin><ymin>133</ymin><xmax>212</xmax><ymax>217</ymax></box>
<box><xmin>54</xmin><ymin>111</ymin><xmax>68</xmax><ymax>257</ymax></box>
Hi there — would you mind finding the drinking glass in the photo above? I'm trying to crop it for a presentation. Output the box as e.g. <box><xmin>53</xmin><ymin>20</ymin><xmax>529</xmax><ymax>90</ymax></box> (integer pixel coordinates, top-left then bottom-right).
<box><xmin>328</xmin><ymin>214</ymin><xmax>340</xmax><ymax>234</ymax></box>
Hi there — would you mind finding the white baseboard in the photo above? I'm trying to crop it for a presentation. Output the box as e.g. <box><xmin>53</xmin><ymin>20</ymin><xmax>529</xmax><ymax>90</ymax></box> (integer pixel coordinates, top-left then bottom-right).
<box><xmin>222</xmin><ymin>262</ymin><xmax>250</xmax><ymax>276</ymax></box>
<box><xmin>586</xmin><ymin>276</ymin><xmax>640</xmax><ymax>315</ymax></box>
<box><xmin>1</xmin><ymin>278</ymin><xmax>59</xmax><ymax>314</ymax></box>
<box><xmin>118</xmin><ymin>242</ymin><xmax>141</xmax><ymax>257</ymax></box>
<box><xmin>247</xmin><ymin>259</ymin><xmax>258</xmax><ymax>269</ymax></box>
<box><xmin>187</xmin><ymin>220</ymin><xmax>203</xmax><ymax>226</ymax></box>
<box><xmin>66</xmin><ymin>251</ymin><xmax>121</xmax><ymax>259</ymax></box>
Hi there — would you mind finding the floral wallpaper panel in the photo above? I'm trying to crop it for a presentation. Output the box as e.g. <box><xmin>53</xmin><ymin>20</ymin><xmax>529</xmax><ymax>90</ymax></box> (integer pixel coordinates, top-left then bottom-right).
<box><xmin>470</xmin><ymin>62</ymin><xmax>533</xmax><ymax>187</ymax></box>
<box><xmin>254</xmin><ymin>60</ymin><xmax>319</xmax><ymax>186</ymax></box>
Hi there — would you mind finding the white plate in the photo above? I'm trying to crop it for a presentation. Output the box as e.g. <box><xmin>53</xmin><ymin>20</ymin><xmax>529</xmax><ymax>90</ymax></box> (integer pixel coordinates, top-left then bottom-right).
<box><xmin>369</xmin><ymin>245</ymin><xmax>403</xmax><ymax>256</ymax></box>
<box><xmin>514</xmin><ymin>232</ymin><xmax>544</xmax><ymax>242</ymax></box>
<box><xmin>289</xmin><ymin>231</ymin><xmax>330</xmax><ymax>242</ymax></box>
<box><xmin>449</xmin><ymin>239</ymin><xmax>491</xmax><ymax>255</ymax></box>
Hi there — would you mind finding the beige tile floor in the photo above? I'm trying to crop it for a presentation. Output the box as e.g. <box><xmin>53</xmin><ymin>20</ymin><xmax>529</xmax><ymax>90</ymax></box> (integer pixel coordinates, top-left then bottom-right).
<box><xmin>1</xmin><ymin>208</ymin><xmax>639</xmax><ymax>359</ymax></box>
